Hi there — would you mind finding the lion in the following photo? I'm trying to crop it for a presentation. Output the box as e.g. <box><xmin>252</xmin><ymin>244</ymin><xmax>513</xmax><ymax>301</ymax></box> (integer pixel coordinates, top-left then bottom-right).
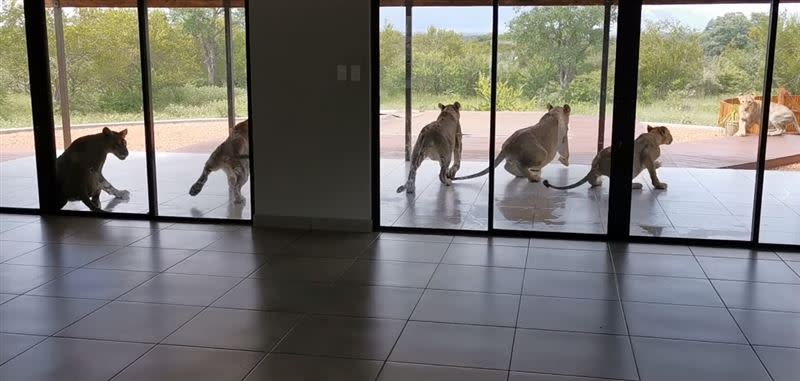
<box><xmin>544</xmin><ymin>125</ymin><xmax>673</xmax><ymax>190</ymax></box>
<box><xmin>189</xmin><ymin>119</ymin><xmax>250</xmax><ymax>204</ymax></box>
<box><xmin>396</xmin><ymin>102</ymin><xmax>462</xmax><ymax>194</ymax></box>
<box><xmin>453</xmin><ymin>104</ymin><xmax>570</xmax><ymax>182</ymax></box>
<box><xmin>737</xmin><ymin>95</ymin><xmax>799</xmax><ymax>137</ymax></box>
<box><xmin>55</xmin><ymin>127</ymin><xmax>130</xmax><ymax>212</ymax></box>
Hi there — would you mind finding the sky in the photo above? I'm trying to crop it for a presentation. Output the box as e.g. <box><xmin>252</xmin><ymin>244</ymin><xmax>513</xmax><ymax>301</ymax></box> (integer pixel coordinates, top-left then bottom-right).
<box><xmin>380</xmin><ymin>4</ymin><xmax>800</xmax><ymax>35</ymax></box>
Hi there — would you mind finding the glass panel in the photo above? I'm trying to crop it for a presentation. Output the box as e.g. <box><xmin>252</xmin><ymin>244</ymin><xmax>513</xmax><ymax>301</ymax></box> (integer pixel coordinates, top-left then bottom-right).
<box><xmin>0</xmin><ymin>0</ymin><xmax>38</xmax><ymax>209</ymax></box>
<box><xmin>759</xmin><ymin>1</ymin><xmax>800</xmax><ymax>245</ymax></box>
<box><xmin>493</xmin><ymin>2</ymin><xmax>615</xmax><ymax>234</ymax></box>
<box><xmin>631</xmin><ymin>2</ymin><xmax>770</xmax><ymax>240</ymax></box>
<box><xmin>47</xmin><ymin>5</ymin><xmax>149</xmax><ymax>213</ymax></box>
<box><xmin>379</xmin><ymin>5</ymin><xmax>492</xmax><ymax>230</ymax></box>
<box><xmin>150</xmin><ymin>6</ymin><xmax>250</xmax><ymax>219</ymax></box>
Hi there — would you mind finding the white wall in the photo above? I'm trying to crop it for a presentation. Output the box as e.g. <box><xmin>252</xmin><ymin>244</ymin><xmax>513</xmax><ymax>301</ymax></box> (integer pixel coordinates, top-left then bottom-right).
<box><xmin>248</xmin><ymin>0</ymin><xmax>373</xmax><ymax>231</ymax></box>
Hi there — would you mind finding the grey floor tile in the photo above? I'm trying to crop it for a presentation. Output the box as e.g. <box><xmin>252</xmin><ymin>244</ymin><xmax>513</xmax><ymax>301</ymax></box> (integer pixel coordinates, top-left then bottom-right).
<box><xmin>731</xmin><ymin>309</ymin><xmax>800</xmax><ymax>348</ymax></box>
<box><xmin>390</xmin><ymin>321</ymin><xmax>514</xmax><ymax>370</ymax></box>
<box><xmin>0</xmin><ymin>333</ymin><xmax>45</xmax><ymax>364</ymax></box>
<box><xmin>0</xmin><ymin>337</ymin><xmax>149</xmax><ymax>381</ymax></box>
<box><xmin>523</xmin><ymin>269</ymin><xmax>618</xmax><ymax>300</ymax></box>
<box><xmin>339</xmin><ymin>260</ymin><xmax>437</xmax><ymax>288</ymax></box>
<box><xmin>613</xmin><ymin>253</ymin><xmax>706</xmax><ymax>278</ymax></box>
<box><xmin>429</xmin><ymin>264</ymin><xmax>523</xmax><ymax>294</ymax></box>
<box><xmin>610</xmin><ymin>242</ymin><xmax>692</xmax><ymax>256</ymax></box>
<box><xmin>0</xmin><ymin>241</ymin><xmax>43</xmax><ymax>262</ymax></box>
<box><xmin>0</xmin><ymin>222</ymin><xmax>77</xmax><ymax>243</ymax></box>
<box><xmin>280</xmin><ymin>232</ymin><xmax>377</xmax><ymax>258</ymax></box>
<box><xmin>245</xmin><ymin>353</ymin><xmax>382</xmax><ymax>381</ymax></box>
<box><xmin>121</xmin><ymin>273</ymin><xmax>240</xmax><ymax>306</ymax></box>
<box><xmin>276</xmin><ymin>315</ymin><xmax>405</xmax><ymax>360</ymax></box>
<box><xmin>379</xmin><ymin>362</ymin><xmax>507</xmax><ymax>381</ymax></box>
<box><xmin>164</xmin><ymin>308</ymin><xmax>300</xmax><ymax>351</ymax></box>
<box><xmin>362</xmin><ymin>240</ymin><xmax>449</xmax><ymax>263</ymax></box>
<box><xmin>167</xmin><ymin>250</ymin><xmax>267</xmax><ymax>277</ymax></box>
<box><xmin>411</xmin><ymin>289</ymin><xmax>519</xmax><ymax>327</ymax></box>
<box><xmin>511</xmin><ymin>329</ymin><xmax>638</xmax><ymax>380</ymax></box>
<box><xmin>697</xmin><ymin>257</ymin><xmax>800</xmax><ymax>283</ymax></box>
<box><xmin>618</xmin><ymin>275</ymin><xmax>723</xmax><ymax>307</ymax></box>
<box><xmin>319</xmin><ymin>285</ymin><xmax>423</xmax><ymax>319</ymax></box>
<box><xmin>0</xmin><ymin>294</ymin><xmax>14</xmax><ymax>304</ymax></box>
<box><xmin>0</xmin><ymin>264</ymin><xmax>71</xmax><ymax>294</ymax></box>
<box><xmin>632</xmin><ymin>337</ymin><xmax>771</xmax><ymax>381</ymax></box>
<box><xmin>754</xmin><ymin>346</ymin><xmax>800</xmax><ymax>381</ymax></box>
<box><xmin>6</xmin><ymin>244</ymin><xmax>119</xmax><ymax>267</ymax></box>
<box><xmin>213</xmin><ymin>279</ymin><xmax>328</xmax><ymax>312</ymax></box>
<box><xmin>509</xmin><ymin>372</ymin><xmax>626</xmax><ymax>381</ymax></box>
<box><xmin>131</xmin><ymin>229</ymin><xmax>223</xmax><ymax>250</ymax></box>
<box><xmin>690</xmin><ymin>246</ymin><xmax>780</xmax><ymax>260</ymax></box>
<box><xmin>442</xmin><ymin>243</ymin><xmax>527</xmax><ymax>268</ymax></box>
<box><xmin>61</xmin><ymin>226</ymin><xmax>153</xmax><ymax>246</ymax></box>
<box><xmin>624</xmin><ymin>302</ymin><xmax>746</xmax><ymax>343</ymax></box>
<box><xmin>204</xmin><ymin>229</ymin><xmax>300</xmax><ymax>254</ymax></box>
<box><xmin>380</xmin><ymin>233</ymin><xmax>453</xmax><ymax>243</ymax></box>
<box><xmin>517</xmin><ymin>296</ymin><xmax>627</xmax><ymax>334</ymax></box>
<box><xmin>776</xmin><ymin>251</ymin><xmax>800</xmax><ymax>262</ymax></box>
<box><xmin>713</xmin><ymin>280</ymin><xmax>800</xmax><ymax>312</ymax></box>
<box><xmin>85</xmin><ymin>247</ymin><xmax>196</xmax><ymax>272</ymax></box>
<box><xmin>250</xmin><ymin>257</ymin><xmax>354</xmax><ymax>282</ymax></box>
<box><xmin>451</xmin><ymin>236</ymin><xmax>528</xmax><ymax>247</ymax></box>
<box><xmin>57</xmin><ymin>301</ymin><xmax>201</xmax><ymax>343</ymax></box>
<box><xmin>112</xmin><ymin>345</ymin><xmax>262</xmax><ymax>381</ymax></box>
<box><xmin>28</xmin><ymin>268</ymin><xmax>156</xmax><ymax>300</ymax></box>
<box><xmin>530</xmin><ymin>239</ymin><xmax>608</xmax><ymax>251</ymax></box>
<box><xmin>0</xmin><ymin>295</ymin><xmax>104</xmax><ymax>335</ymax></box>
<box><xmin>527</xmin><ymin>248</ymin><xmax>613</xmax><ymax>273</ymax></box>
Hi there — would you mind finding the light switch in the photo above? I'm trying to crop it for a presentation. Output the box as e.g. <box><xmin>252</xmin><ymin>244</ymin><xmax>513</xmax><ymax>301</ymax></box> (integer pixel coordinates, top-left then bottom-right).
<box><xmin>337</xmin><ymin>65</ymin><xmax>347</xmax><ymax>81</ymax></box>
<box><xmin>350</xmin><ymin>65</ymin><xmax>361</xmax><ymax>82</ymax></box>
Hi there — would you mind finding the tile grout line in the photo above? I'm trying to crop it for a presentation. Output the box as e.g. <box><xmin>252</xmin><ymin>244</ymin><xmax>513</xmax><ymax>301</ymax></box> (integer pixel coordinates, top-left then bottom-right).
<box><xmin>506</xmin><ymin>237</ymin><xmax>532</xmax><ymax>380</ymax></box>
<box><xmin>608</xmin><ymin>241</ymin><xmax>643</xmax><ymax>381</ymax></box>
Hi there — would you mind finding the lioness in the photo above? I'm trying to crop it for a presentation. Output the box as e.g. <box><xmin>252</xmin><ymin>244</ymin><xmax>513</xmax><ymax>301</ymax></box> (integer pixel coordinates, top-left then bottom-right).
<box><xmin>55</xmin><ymin>127</ymin><xmax>130</xmax><ymax>212</ymax></box>
<box><xmin>453</xmin><ymin>104</ymin><xmax>570</xmax><ymax>182</ymax></box>
<box><xmin>189</xmin><ymin>119</ymin><xmax>250</xmax><ymax>204</ymax></box>
<box><xmin>737</xmin><ymin>95</ymin><xmax>799</xmax><ymax>137</ymax></box>
<box><xmin>396</xmin><ymin>102</ymin><xmax>462</xmax><ymax>194</ymax></box>
<box><xmin>544</xmin><ymin>125</ymin><xmax>673</xmax><ymax>190</ymax></box>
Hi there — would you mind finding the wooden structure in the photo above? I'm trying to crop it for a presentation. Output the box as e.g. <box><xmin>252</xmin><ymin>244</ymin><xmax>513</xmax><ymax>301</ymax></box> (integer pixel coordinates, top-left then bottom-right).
<box><xmin>718</xmin><ymin>88</ymin><xmax>800</xmax><ymax>134</ymax></box>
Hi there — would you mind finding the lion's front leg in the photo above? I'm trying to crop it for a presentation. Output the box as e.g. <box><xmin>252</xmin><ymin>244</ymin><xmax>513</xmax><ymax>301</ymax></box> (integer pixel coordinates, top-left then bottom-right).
<box><xmin>644</xmin><ymin>156</ymin><xmax>667</xmax><ymax>190</ymax></box>
<box><xmin>99</xmin><ymin>174</ymin><xmax>130</xmax><ymax>200</ymax></box>
<box><xmin>447</xmin><ymin>132</ymin><xmax>463</xmax><ymax>179</ymax></box>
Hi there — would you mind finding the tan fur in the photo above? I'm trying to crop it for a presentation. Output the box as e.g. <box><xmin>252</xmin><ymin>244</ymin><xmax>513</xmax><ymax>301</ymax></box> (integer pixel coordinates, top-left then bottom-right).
<box><xmin>397</xmin><ymin>102</ymin><xmax>463</xmax><ymax>194</ymax></box>
<box><xmin>453</xmin><ymin>104</ymin><xmax>570</xmax><ymax>182</ymax></box>
<box><xmin>55</xmin><ymin>127</ymin><xmax>130</xmax><ymax>211</ymax></box>
<box><xmin>189</xmin><ymin>119</ymin><xmax>250</xmax><ymax>204</ymax></box>
<box><xmin>544</xmin><ymin>125</ymin><xmax>673</xmax><ymax>190</ymax></box>
<box><xmin>737</xmin><ymin>95</ymin><xmax>800</xmax><ymax>136</ymax></box>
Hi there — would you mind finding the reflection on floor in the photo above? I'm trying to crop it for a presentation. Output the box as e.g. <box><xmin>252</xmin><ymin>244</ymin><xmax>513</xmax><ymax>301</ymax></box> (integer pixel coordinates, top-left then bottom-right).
<box><xmin>381</xmin><ymin>159</ymin><xmax>800</xmax><ymax>245</ymax></box>
<box><xmin>0</xmin><ymin>215</ymin><xmax>797</xmax><ymax>380</ymax></box>
<box><xmin>0</xmin><ymin>153</ymin><xmax>250</xmax><ymax>220</ymax></box>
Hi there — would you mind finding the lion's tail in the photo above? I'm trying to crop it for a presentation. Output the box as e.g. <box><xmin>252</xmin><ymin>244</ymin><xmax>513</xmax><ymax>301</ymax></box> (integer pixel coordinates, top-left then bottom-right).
<box><xmin>543</xmin><ymin>172</ymin><xmax>591</xmax><ymax>190</ymax></box>
<box><xmin>452</xmin><ymin>151</ymin><xmax>506</xmax><ymax>181</ymax></box>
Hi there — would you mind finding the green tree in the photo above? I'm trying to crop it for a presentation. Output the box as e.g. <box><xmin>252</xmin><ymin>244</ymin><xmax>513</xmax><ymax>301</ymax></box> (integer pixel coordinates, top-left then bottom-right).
<box><xmin>170</xmin><ymin>9</ymin><xmax>224</xmax><ymax>86</ymax></box>
<box><xmin>702</xmin><ymin>12</ymin><xmax>754</xmax><ymax>57</ymax></box>
<box><xmin>379</xmin><ymin>23</ymin><xmax>404</xmax><ymax>98</ymax></box>
<box><xmin>0</xmin><ymin>0</ymin><xmax>29</xmax><ymax>117</ymax></box>
<box><xmin>638</xmin><ymin>20</ymin><xmax>703</xmax><ymax>100</ymax></box>
<box><xmin>751</xmin><ymin>11</ymin><xmax>800</xmax><ymax>93</ymax></box>
<box><xmin>508</xmin><ymin>6</ymin><xmax>608</xmax><ymax>97</ymax></box>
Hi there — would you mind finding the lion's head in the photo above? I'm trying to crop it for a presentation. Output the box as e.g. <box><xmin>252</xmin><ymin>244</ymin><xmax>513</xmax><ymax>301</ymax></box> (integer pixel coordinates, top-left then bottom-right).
<box><xmin>646</xmin><ymin>125</ymin><xmax>673</xmax><ymax>145</ymax></box>
<box><xmin>438</xmin><ymin>102</ymin><xmax>461</xmax><ymax>121</ymax></box>
<box><xmin>102</xmin><ymin>127</ymin><xmax>129</xmax><ymax>160</ymax></box>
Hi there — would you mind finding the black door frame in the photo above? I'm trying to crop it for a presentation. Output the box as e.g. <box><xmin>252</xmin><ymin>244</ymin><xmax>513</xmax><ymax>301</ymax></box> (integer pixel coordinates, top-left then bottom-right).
<box><xmin>3</xmin><ymin>0</ymin><xmax>255</xmax><ymax>225</ymax></box>
<box><xmin>371</xmin><ymin>0</ymin><xmax>797</xmax><ymax>251</ymax></box>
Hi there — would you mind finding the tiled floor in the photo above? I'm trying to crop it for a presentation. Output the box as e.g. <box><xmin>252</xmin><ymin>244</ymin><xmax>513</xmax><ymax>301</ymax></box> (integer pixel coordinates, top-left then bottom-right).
<box><xmin>0</xmin><ymin>153</ymin><xmax>251</xmax><ymax>220</ymax></box>
<box><xmin>380</xmin><ymin>159</ymin><xmax>800</xmax><ymax>245</ymax></box>
<box><xmin>1</xmin><ymin>213</ymin><xmax>798</xmax><ymax>380</ymax></box>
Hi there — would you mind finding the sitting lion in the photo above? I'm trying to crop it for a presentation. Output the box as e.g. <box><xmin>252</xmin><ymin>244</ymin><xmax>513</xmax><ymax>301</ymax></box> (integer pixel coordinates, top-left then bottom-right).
<box><xmin>544</xmin><ymin>125</ymin><xmax>673</xmax><ymax>190</ymax></box>
<box><xmin>737</xmin><ymin>95</ymin><xmax>799</xmax><ymax>137</ymax></box>
<box><xmin>453</xmin><ymin>104</ymin><xmax>570</xmax><ymax>182</ymax></box>
<box><xmin>55</xmin><ymin>127</ymin><xmax>130</xmax><ymax>212</ymax></box>
<box><xmin>189</xmin><ymin>119</ymin><xmax>250</xmax><ymax>204</ymax></box>
<box><xmin>396</xmin><ymin>102</ymin><xmax>462</xmax><ymax>194</ymax></box>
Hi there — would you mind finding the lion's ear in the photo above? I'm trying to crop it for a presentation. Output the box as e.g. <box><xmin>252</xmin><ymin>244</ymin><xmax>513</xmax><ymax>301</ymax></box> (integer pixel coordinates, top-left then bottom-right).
<box><xmin>563</xmin><ymin>104</ymin><xmax>570</xmax><ymax>114</ymax></box>
<box><xmin>119</xmin><ymin>129</ymin><xmax>128</xmax><ymax>138</ymax></box>
<box><xmin>647</xmin><ymin>125</ymin><xmax>653</xmax><ymax>132</ymax></box>
<box><xmin>438</xmin><ymin>103</ymin><xmax>445</xmax><ymax>110</ymax></box>
<box><xmin>103</xmin><ymin>127</ymin><xmax>111</xmax><ymax>135</ymax></box>
<box><xmin>546</xmin><ymin>103</ymin><xmax>553</xmax><ymax>111</ymax></box>
<box><xmin>453</xmin><ymin>101</ymin><xmax>461</xmax><ymax>110</ymax></box>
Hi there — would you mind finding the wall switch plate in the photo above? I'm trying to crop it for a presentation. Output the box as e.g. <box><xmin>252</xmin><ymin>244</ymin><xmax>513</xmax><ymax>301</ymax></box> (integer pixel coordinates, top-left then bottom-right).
<box><xmin>350</xmin><ymin>65</ymin><xmax>361</xmax><ymax>82</ymax></box>
<box><xmin>337</xmin><ymin>65</ymin><xmax>347</xmax><ymax>81</ymax></box>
